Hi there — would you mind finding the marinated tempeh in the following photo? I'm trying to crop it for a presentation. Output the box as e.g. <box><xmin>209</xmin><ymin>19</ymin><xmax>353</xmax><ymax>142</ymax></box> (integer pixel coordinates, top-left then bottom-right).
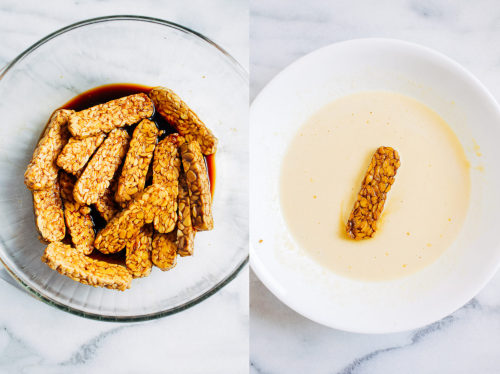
<box><xmin>126</xmin><ymin>224</ymin><xmax>153</xmax><ymax>278</ymax></box>
<box><xmin>152</xmin><ymin>134</ymin><xmax>182</xmax><ymax>186</ymax></box>
<box><xmin>115</xmin><ymin>119</ymin><xmax>158</xmax><ymax>204</ymax></box>
<box><xmin>176</xmin><ymin>173</ymin><xmax>196</xmax><ymax>256</ymax></box>
<box><xmin>346</xmin><ymin>146</ymin><xmax>401</xmax><ymax>240</ymax></box>
<box><xmin>149</xmin><ymin>87</ymin><xmax>218</xmax><ymax>155</ymax></box>
<box><xmin>59</xmin><ymin>172</ymin><xmax>95</xmax><ymax>254</ymax></box>
<box><xmin>33</xmin><ymin>182</ymin><xmax>66</xmax><ymax>242</ymax></box>
<box><xmin>94</xmin><ymin>184</ymin><xmax>175</xmax><ymax>254</ymax></box>
<box><xmin>42</xmin><ymin>242</ymin><xmax>132</xmax><ymax>291</ymax></box>
<box><xmin>68</xmin><ymin>93</ymin><xmax>154</xmax><ymax>138</ymax></box>
<box><xmin>73</xmin><ymin>129</ymin><xmax>130</xmax><ymax>205</ymax></box>
<box><xmin>94</xmin><ymin>178</ymin><xmax>120</xmax><ymax>222</ymax></box>
<box><xmin>25</xmin><ymin>109</ymin><xmax>73</xmax><ymax>190</ymax></box>
<box><xmin>151</xmin><ymin>231</ymin><xmax>177</xmax><ymax>271</ymax></box>
<box><xmin>180</xmin><ymin>141</ymin><xmax>213</xmax><ymax>231</ymax></box>
<box><xmin>57</xmin><ymin>133</ymin><xmax>106</xmax><ymax>174</ymax></box>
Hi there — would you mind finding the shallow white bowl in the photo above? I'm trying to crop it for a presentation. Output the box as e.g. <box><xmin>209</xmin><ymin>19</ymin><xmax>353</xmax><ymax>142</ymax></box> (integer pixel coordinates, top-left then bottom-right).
<box><xmin>250</xmin><ymin>38</ymin><xmax>500</xmax><ymax>333</ymax></box>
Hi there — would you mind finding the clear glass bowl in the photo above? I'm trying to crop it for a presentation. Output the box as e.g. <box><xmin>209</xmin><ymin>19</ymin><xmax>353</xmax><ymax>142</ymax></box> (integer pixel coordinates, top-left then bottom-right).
<box><xmin>0</xmin><ymin>16</ymin><xmax>248</xmax><ymax>321</ymax></box>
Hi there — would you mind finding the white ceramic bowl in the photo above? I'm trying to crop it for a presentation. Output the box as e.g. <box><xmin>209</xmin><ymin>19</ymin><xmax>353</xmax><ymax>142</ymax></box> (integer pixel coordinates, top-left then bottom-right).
<box><xmin>250</xmin><ymin>38</ymin><xmax>500</xmax><ymax>333</ymax></box>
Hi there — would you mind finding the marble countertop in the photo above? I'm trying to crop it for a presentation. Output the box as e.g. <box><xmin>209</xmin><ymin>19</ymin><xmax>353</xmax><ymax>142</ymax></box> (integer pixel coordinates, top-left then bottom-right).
<box><xmin>0</xmin><ymin>1</ymin><xmax>248</xmax><ymax>373</ymax></box>
<box><xmin>250</xmin><ymin>0</ymin><xmax>500</xmax><ymax>373</ymax></box>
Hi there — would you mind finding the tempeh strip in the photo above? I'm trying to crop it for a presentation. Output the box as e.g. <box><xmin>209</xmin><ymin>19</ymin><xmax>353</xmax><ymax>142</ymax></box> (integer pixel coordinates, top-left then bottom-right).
<box><xmin>176</xmin><ymin>173</ymin><xmax>196</xmax><ymax>256</ymax></box>
<box><xmin>42</xmin><ymin>242</ymin><xmax>132</xmax><ymax>291</ymax></box>
<box><xmin>94</xmin><ymin>184</ymin><xmax>175</xmax><ymax>254</ymax></box>
<box><xmin>126</xmin><ymin>224</ymin><xmax>153</xmax><ymax>278</ymax></box>
<box><xmin>33</xmin><ymin>182</ymin><xmax>66</xmax><ymax>242</ymax></box>
<box><xmin>73</xmin><ymin>129</ymin><xmax>129</xmax><ymax>205</ymax></box>
<box><xmin>180</xmin><ymin>141</ymin><xmax>213</xmax><ymax>231</ymax></box>
<box><xmin>57</xmin><ymin>133</ymin><xmax>106</xmax><ymax>174</ymax></box>
<box><xmin>346</xmin><ymin>146</ymin><xmax>401</xmax><ymax>240</ymax></box>
<box><xmin>68</xmin><ymin>93</ymin><xmax>154</xmax><ymax>138</ymax></box>
<box><xmin>94</xmin><ymin>178</ymin><xmax>120</xmax><ymax>222</ymax></box>
<box><xmin>25</xmin><ymin>109</ymin><xmax>73</xmax><ymax>190</ymax></box>
<box><xmin>59</xmin><ymin>172</ymin><xmax>95</xmax><ymax>254</ymax></box>
<box><xmin>151</xmin><ymin>231</ymin><xmax>177</xmax><ymax>271</ymax></box>
<box><xmin>149</xmin><ymin>87</ymin><xmax>218</xmax><ymax>155</ymax></box>
<box><xmin>115</xmin><ymin>119</ymin><xmax>158</xmax><ymax>204</ymax></box>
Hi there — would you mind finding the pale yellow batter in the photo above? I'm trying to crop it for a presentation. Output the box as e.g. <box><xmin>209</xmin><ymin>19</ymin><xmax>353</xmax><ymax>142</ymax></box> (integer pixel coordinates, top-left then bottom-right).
<box><xmin>280</xmin><ymin>91</ymin><xmax>470</xmax><ymax>281</ymax></box>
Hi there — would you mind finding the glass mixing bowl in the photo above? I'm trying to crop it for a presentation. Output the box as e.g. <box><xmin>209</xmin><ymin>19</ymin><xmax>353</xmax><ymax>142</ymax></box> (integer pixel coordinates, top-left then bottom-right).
<box><xmin>0</xmin><ymin>15</ymin><xmax>248</xmax><ymax>321</ymax></box>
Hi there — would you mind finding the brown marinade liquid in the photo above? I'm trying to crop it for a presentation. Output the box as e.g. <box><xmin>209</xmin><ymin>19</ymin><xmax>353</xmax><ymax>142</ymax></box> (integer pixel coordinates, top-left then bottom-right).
<box><xmin>58</xmin><ymin>83</ymin><xmax>216</xmax><ymax>261</ymax></box>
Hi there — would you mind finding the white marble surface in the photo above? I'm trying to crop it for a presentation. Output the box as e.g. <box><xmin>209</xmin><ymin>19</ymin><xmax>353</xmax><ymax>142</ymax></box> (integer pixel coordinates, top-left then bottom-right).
<box><xmin>0</xmin><ymin>1</ymin><xmax>248</xmax><ymax>373</ymax></box>
<box><xmin>250</xmin><ymin>0</ymin><xmax>500</xmax><ymax>373</ymax></box>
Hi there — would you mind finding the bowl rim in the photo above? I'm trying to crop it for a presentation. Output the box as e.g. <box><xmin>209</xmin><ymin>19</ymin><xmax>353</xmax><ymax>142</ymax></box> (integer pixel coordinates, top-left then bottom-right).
<box><xmin>250</xmin><ymin>37</ymin><xmax>500</xmax><ymax>333</ymax></box>
<box><xmin>0</xmin><ymin>15</ymin><xmax>248</xmax><ymax>322</ymax></box>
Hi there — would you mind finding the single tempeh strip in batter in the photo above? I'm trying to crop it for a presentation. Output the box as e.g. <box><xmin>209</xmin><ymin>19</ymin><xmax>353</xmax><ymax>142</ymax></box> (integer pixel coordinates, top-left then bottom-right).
<box><xmin>25</xmin><ymin>109</ymin><xmax>73</xmax><ymax>190</ymax></box>
<box><xmin>33</xmin><ymin>182</ymin><xmax>66</xmax><ymax>242</ymax></box>
<box><xmin>42</xmin><ymin>242</ymin><xmax>132</xmax><ymax>291</ymax></box>
<box><xmin>151</xmin><ymin>231</ymin><xmax>177</xmax><ymax>271</ymax></box>
<box><xmin>149</xmin><ymin>87</ymin><xmax>218</xmax><ymax>155</ymax></box>
<box><xmin>180</xmin><ymin>141</ymin><xmax>213</xmax><ymax>231</ymax></box>
<box><xmin>126</xmin><ymin>224</ymin><xmax>153</xmax><ymax>278</ymax></box>
<box><xmin>73</xmin><ymin>129</ymin><xmax>130</xmax><ymax>205</ymax></box>
<box><xmin>94</xmin><ymin>184</ymin><xmax>175</xmax><ymax>254</ymax></box>
<box><xmin>115</xmin><ymin>119</ymin><xmax>158</xmax><ymax>204</ymax></box>
<box><xmin>68</xmin><ymin>93</ymin><xmax>154</xmax><ymax>138</ymax></box>
<box><xmin>346</xmin><ymin>146</ymin><xmax>401</xmax><ymax>240</ymax></box>
<box><xmin>59</xmin><ymin>172</ymin><xmax>95</xmax><ymax>254</ymax></box>
<box><xmin>57</xmin><ymin>133</ymin><xmax>106</xmax><ymax>174</ymax></box>
<box><xmin>94</xmin><ymin>178</ymin><xmax>120</xmax><ymax>222</ymax></box>
<box><xmin>176</xmin><ymin>173</ymin><xmax>196</xmax><ymax>256</ymax></box>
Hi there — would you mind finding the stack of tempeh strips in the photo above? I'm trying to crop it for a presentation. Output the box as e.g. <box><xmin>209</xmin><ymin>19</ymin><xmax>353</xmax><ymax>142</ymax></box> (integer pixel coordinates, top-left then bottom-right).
<box><xmin>25</xmin><ymin>89</ymin><xmax>217</xmax><ymax>291</ymax></box>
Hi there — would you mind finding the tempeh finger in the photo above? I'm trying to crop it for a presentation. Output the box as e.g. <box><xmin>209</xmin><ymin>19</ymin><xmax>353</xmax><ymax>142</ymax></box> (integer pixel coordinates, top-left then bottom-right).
<box><xmin>180</xmin><ymin>141</ymin><xmax>213</xmax><ymax>231</ymax></box>
<box><xmin>57</xmin><ymin>133</ymin><xmax>106</xmax><ymax>174</ymax></box>
<box><xmin>126</xmin><ymin>224</ymin><xmax>153</xmax><ymax>278</ymax></box>
<box><xmin>59</xmin><ymin>172</ymin><xmax>95</xmax><ymax>254</ymax></box>
<box><xmin>25</xmin><ymin>109</ymin><xmax>73</xmax><ymax>190</ymax></box>
<box><xmin>115</xmin><ymin>119</ymin><xmax>158</xmax><ymax>204</ymax></box>
<box><xmin>346</xmin><ymin>146</ymin><xmax>401</xmax><ymax>240</ymax></box>
<box><xmin>33</xmin><ymin>182</ymin><xmax>66</xmax><ymax>242</ymax></box>
<box><xmin>151</xmin><ymin>231</ymin><xmax>177</xmax><ymax>271</ymax></box>
<box><xmin>149</xmin><ymin>87</ymin><xmax>217</xmax><ymax>155</ymax></box>
<box><xmin>176</xmin><ymin>173</ymin><xmax>196</xmax><ymax>256</ymax></box>
<box><xmin>94</xmin><ymin>178</ymin><xmax>120</xmax><ymax>222</ymax></box>
<box><xmin>42</xmin><ymin>242</ymin><xmax>132</xmax><ymax>291</ymax></box>
<box><xmin>73</xmin><ymin>129</ymin><xmax>129</xmax><ymax>205</ymax></box>
<box><xmin>68</xmin><ymin>93</ymin><xmax>154</xmax><ymax>138</ymax></box>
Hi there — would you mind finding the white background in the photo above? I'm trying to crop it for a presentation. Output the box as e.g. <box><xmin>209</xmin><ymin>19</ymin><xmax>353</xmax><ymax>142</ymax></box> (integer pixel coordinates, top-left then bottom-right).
<box><xmin>250</xmin><ymin>0</ymin><xmax>500</xmax><ymax>373</ymax></box>
<box><xmin>0</xmin><ymin>1</ymin><xmax>248</xmax><ymax>373</ymax></box>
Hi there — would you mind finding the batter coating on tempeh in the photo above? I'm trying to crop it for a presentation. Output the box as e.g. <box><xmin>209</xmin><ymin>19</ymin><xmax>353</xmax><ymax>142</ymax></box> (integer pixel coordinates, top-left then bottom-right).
<box><xmin>57</xmin><ymin>133</ymin><xmax>106</xmax><ymax>174</ymax></box>
<box><xmin>346</xmin><ymin>146</ymin><xmax>401</xmax><ymax>240</ymax></box>
<box><xmin>151</xmin><ymin>231</ymin><xmax>177</xmax><ymax>271</ymax></box>
<box><xmin>25</xmin><ymin>109</ymin><xmax>73</xmax><ymax>190</ymax></box>
<box><xmin>149</xmin><ymin>87</ymin><xmax>218</xmax><ymax>155</ymax></box>
<box><xmin>73</xmin><ymin>129</ymin><xmax>130</xmax><ymax>205</ymax></box>
<box><xmin>115</xmin><ymin>119</ymin><xmax>158</xmax><ymax>204</ymax></box>
<box><xmin>33</xmin><ymin>182</ymin><xmax>66</xmax><ymax>242</ymax></box>
<box><xmin>68</xmin><ymin>93</ymin><xmax>154</xmax><ymax>138</ymax></box>
<box><xmin>126</xmin><ymin>224</ymin><xmax>153</xmax><ymax>278</ymax></box>
<box><xmin>42</xmin><ymin>242</ymin><xmax>132</xmax><ymax>291</ymax></box>
<box><xmin>94</xmin><ymin>184</ymin><xmax>175</xmax><ymax>254</ymax></box>
<box><xmin>180</xmin><ymin>141</ymin><xmax>213</xmax><ymax>231</ymax></box>
<box><xmin>59</xmin><ymin>172</ymin><xmax>95</xmax><ymax>255</ymax></box>
<box><xmin>176</xmin><ymin>173</ymin><xmax>196</xmax><ymax>256</ymax></box>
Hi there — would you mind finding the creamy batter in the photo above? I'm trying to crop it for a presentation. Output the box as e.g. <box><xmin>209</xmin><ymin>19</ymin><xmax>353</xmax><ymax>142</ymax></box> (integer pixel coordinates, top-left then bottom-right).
<box><xmin>280</xmin><ymin>91</ymin><xmax>470</xmax><ymax>281</ymax></box>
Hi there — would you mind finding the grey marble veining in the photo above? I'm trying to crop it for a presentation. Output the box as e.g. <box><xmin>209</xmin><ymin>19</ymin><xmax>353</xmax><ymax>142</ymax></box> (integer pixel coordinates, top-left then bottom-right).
<box><xmin>250</xmin><ymin>0</ymin><xmax>500</xmax><ymax>373</ymax></box>
<box><xmin>0</xmin><ymin>0</ymin><xmax>248</xmax><ymax>373</ymax></box>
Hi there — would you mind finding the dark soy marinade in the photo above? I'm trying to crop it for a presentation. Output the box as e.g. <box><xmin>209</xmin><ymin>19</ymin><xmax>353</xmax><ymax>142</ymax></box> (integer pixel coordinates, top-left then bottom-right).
<box><xmin>59</xmin><ymin>83</ymin><xmax>216</xmax><ymax>261</ymax></box>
